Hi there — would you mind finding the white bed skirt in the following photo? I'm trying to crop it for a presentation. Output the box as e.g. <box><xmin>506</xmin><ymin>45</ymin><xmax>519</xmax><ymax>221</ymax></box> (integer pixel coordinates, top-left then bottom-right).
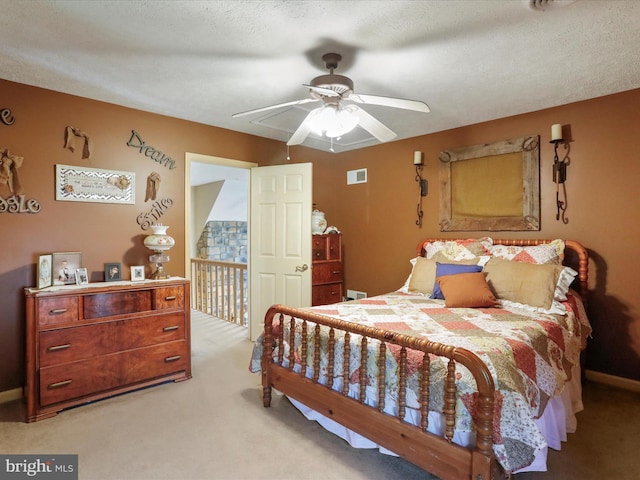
<box><xmin>287</xmin><ymin>365</ymin><xmax>584</xmax><ymax>473</ymax></box>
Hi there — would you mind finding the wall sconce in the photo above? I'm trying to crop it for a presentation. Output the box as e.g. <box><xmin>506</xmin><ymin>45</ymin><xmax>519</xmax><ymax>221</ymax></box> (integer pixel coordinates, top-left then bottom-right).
<box><xmin>550</xmin><ymin>124</ymin><xmax>569</xmax><ymax>223</ymax></box>
<box><xmin>414</xmin><ymin>151</ymin><xmax>427</xmax><ymax>227</ymax></box>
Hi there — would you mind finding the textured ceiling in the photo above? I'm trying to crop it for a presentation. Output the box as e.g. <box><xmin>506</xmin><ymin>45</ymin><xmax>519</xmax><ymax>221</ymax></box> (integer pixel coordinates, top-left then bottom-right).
<box><xmin>1</xmin><ymin>0</ymin><xmax>639</xmax><ymax>153</ymax></box>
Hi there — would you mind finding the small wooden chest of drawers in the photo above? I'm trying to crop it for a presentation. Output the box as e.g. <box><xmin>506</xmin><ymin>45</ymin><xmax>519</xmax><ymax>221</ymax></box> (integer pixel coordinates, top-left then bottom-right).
<box><xmin>25</xmin><ymin>279</ymin><xmax>191</xmax><ymax>422</ymax></box>
<box><xmin>312</xmin><ymin>233</ymin><xmax>343</xmax><ymax>306</ymax></box>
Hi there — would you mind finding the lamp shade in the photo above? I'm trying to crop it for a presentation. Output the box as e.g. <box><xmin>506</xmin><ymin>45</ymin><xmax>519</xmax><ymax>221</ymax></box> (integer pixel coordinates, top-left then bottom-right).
<box><xmin>308</xmin><ymin>104</ymin><xmax>358</xmax><ymax>138</ymax></box>
<box><xmin>144</xmin><ymin>224</ymin><xmax>175</xmax><ymax>253</ymax></box>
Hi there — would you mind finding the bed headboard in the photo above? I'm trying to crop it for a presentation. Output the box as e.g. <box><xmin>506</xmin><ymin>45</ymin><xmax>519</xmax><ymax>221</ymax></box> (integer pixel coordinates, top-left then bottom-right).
<box><xmin>416</xmin><ymin>238</ymin><xmax>589</xmax><ymax>304</ymax></box>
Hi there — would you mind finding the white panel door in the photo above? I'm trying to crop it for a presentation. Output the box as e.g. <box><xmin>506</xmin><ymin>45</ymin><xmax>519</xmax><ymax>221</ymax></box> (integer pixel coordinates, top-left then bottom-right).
<box><xmin>249</xmin><ymin>163</ymin><xmax>312</xmax><ymax>340</ymax></box>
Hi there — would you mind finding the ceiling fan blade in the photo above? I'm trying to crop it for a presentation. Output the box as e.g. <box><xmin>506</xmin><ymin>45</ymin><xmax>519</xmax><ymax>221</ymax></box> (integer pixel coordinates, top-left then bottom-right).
<box><xmin>232</xmin><ymin>98</ymin><xmax>318</xmax><ymax>118</ymax></box>
<box><xmin>349</xmin><ymin>93</ymin><xmax>430</xmax><ymax>113</ymax></box>
<box><xmin>286</xmin><ymin>110</ymin><xmax>316</xmax><ymax>146</ymax></box>
<box><xmin>350</xmin><ymin>106</ymin><xmax>397</xmax><ymax>143</ymax></box>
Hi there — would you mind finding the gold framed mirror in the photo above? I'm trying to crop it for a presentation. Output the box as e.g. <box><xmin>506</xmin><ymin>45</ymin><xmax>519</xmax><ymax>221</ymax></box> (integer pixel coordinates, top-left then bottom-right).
<box><xmin>438</xmin><ymin>135</ymin><xmax>540</xmax><ymax>231</ymax></box>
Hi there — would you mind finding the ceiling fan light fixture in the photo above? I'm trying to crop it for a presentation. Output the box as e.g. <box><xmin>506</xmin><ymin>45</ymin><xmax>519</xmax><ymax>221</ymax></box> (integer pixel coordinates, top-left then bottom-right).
<box><xmin>308</xmin><ymin>104</ymin><xmax>358</xmax><ymax>138</ymax></box>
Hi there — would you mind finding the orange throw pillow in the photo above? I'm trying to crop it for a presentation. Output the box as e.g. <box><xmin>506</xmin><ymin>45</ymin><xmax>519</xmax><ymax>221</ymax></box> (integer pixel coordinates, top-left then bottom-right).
<box><xmin>437</xmin><ymin>272</ymin><xmax>497</xmax><ymax>308</ymax></box>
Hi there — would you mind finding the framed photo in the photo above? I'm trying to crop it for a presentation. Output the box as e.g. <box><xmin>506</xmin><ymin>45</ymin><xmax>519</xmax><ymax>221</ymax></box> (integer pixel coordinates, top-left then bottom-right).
<box><xmin>130</xmin><ymin>266</ymin><xmax>145</xmax><ymax>282</ymax></box>
<box><xmin>105</xmin><ymin>262</ymin><xmax>122</xmax><ymax>282</ymax></box>
<box><xmin>76</xmin><ymin>268</ymin><xmax>89</xmax><ymax>285</ymax></box>
<box><xmin>55</xmin><ymin>164</ymin><xmax>135</xmax><ymax>204</ymax></box>
<box><xmin>52</xmin><ymin>252</ymin><xmax>82</xmax><ymax>285</ymax></box>
<box><xmin>37</xmin><ymin>254</ymin><xmax>53</xmax><ymax>289</ymax></box>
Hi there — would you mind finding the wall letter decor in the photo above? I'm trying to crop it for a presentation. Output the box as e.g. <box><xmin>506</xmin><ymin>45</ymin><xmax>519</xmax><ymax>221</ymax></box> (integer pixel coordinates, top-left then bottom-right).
<box><xmin>126</xmin><ymin>130</ymin><xmax>176</xmax><ymax>170</ymax></box>
<box><xmin>1</xmin><ymin>108</ymin><xmax>15</xmax><ymax>125</ymax></box>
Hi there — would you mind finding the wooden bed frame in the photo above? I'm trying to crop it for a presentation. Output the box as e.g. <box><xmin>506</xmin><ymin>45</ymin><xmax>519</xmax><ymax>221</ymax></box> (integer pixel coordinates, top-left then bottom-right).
<box><xmin>260</xmin><ymin>239</ymin><xmax>589</xmax><ymax>480</ymax></box>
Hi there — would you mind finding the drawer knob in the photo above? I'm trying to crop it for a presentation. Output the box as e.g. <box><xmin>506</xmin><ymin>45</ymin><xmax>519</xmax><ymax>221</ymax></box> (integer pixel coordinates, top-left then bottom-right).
<box><xmin>49</xmin><ymin>308</ymin><xmax>68</xmax><ymax>315</ymax></box>
<box><xmin>164</xmin><ymin>355</ymin><xmax>181</xmax><ymax>363</ymax></box>
<box><xmin>47</xmin><ymin>344</ymin><xmax>71</xmax><ymax>352</ymax></box>
<box><xmin>48</xmin><ymin>379</ymin><xmax>72</xmax><ymax>389</ymax></box>
<box><xmin>331</xmin><ymin>270</ymin><xmax>340</xmax><ymax>275</ymax></box>
<box><xmin>164</xmin><ymin>296</ymin><xmax>177</xmax><ymax>301</ymax></box>
<box><xmin>163</xmin><ymin>326</ymin><xmax>179</xmax><ymax>332</ymax></box>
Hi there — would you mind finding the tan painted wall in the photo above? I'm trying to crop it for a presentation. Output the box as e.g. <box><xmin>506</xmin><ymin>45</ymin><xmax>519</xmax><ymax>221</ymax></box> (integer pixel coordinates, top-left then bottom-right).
<box><xmin>0</xmin><ymin>79</ymin><xmax>283</xmax><ymax>391</ymax></box>
<box><xmin>285</xmin><ymin>89</ymin><xmax>640</xmax><ymax>382</ymax></box>
<box><xmin>1</xmin><ymin>79</ymin><xmax>639</xmax><ymax>393</ymax></box>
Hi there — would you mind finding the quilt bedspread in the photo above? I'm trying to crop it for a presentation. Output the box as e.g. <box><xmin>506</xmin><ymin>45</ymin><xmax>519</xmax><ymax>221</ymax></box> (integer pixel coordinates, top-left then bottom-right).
<box><xmin>249</xmin><ymin>291</ymin><xmax>591</xmax><ymax>472</ymax></box>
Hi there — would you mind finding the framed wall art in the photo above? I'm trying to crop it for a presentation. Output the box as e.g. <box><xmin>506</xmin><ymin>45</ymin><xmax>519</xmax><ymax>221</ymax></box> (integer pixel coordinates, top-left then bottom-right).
<box><xmin>55</xmin><ymin>164</ymin><xmax>135</xmax><ymax>204</ymax></box>
<box><xmin>105</xmin><ymin>263</ymin><xmax>122</xmax><ymax>282</ymax></box>
<box><xmin>438</xmin><ymin>135</ymin><xmax>540</xmax><ymax>232</ymax></box>
<box><xmin>76</xmin><ymin>268</ymin><xmax>89</xmax><ymax>285</ymax></box>
<box><xmin>130</xmin><ymin>266</ymin><xmax>145</xmax><ymax>282</ymax></box>
<box><xmin>37</xmin><ymin>254</ymin><xmax>52</xmax><ymax>289</ymax></box>
<box><xmin>52</xmin><ymin>252</ymin><xmax>82</xmax><ymax>285</ymax></box>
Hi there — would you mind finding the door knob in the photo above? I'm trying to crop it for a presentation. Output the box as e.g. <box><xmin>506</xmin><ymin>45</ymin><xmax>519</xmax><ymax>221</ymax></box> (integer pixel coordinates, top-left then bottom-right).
<box><xmin>295</xmin><ymin>264</ymin><xmax>309</xmax><ymax>272</ymax></box>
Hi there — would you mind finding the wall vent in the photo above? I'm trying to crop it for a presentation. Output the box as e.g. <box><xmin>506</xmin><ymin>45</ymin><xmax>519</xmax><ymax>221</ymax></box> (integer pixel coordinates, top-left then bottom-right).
<box><xmin>347</xmin><ymin>168</ymin><xmax>367</xmax><ymax>185</ymax></box>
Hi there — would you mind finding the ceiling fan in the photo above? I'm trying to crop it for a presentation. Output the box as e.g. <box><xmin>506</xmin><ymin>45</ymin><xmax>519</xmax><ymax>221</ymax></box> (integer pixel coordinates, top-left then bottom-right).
<box><xmin>232</xmin><ymin>53</ymin><xmax>430</xmax><ymax>148</ymax></box>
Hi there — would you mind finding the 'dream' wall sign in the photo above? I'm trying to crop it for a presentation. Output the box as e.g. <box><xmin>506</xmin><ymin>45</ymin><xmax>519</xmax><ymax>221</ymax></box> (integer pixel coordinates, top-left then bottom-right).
<box><xmin>126</xmin><ymin>130</ymin><xmax>177</xmax><ymax>170</ymax></box>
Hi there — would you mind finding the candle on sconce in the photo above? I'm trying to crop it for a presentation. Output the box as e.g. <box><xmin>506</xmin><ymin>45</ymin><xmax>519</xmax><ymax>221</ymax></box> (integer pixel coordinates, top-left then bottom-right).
<box><xmin>414</xmin><ymin>151</ymin><xmax>423</xmax><ymax>165</ymax></box>
<box><xmin>551</xmin><ymin>124</ymin><xmax>563</xmax><ymax>142</ymax></box>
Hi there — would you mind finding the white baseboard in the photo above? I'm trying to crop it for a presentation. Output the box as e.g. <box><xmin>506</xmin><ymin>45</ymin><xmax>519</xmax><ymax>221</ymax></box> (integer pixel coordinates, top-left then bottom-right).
<box><xmin>0</xmin><ymin>387</ymin><xmax>22</xmax><ymax>404</ymax></box>
<box><xmin>585</xmin><ymin>369</ymin><xmax>640</xmax><ymax>393</ymax></box>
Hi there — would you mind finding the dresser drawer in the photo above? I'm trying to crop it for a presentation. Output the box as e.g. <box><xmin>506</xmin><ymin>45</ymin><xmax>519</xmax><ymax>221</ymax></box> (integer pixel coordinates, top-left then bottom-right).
<box><xmin>153</xmin><ymin>286</ymin><xmax>185</xmax><ymax>310</ymax></box>
<box><xmin>312</xmin><ymin>283</ymin><xmax>343</xmax><ymax>306</ymax></box>
<box><xmin>39</xmin><ymin>313</ymin><xmax>186</xmax><ymax>367</ymax></box>
<box><xmin>39</xmin><ymin>340</ymin><xmax>188</xmax><ymax>406</ymax></box>
<box><xmin>312</xmin><ymin>262</ymin><xmax>343</xmax><ymax>284</ymax></box>
<box><xmin>38</xmin><ymin>297</ymin><xmax>79</xmax><ymax>327</ymax></box>
<box><xmin>312</xmin><ymin>234</ymin><xmax>341</xmax><ymax>261</ymax></box>
<box><xmin>84</xmin><ymin>290</ymin><xmax>152</xmax><ymax>319</ymax></box>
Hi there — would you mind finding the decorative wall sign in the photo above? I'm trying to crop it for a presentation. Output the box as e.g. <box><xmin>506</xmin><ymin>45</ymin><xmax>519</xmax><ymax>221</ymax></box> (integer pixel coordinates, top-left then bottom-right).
<box><xmin>137</xmin><ymin>198</ymin><xmax>174</xmax><ymax>230</ymax></box>
<box><xmin>126</xmin><ymin>130</ymin><xmax>177</xmax><ymax>170</ymax></box>
<box><xmin>1</xmin><ymin>108</ymin><xmax>15</xmax><ymax>125</ymax></box>
<box><xmin>439</xmin><ymin>135</ymin><xmax>540</xmax><ymax>231</ymax></box>
<box><xmin>55</xmin><ymin>164</ymin><xmax>135</xmax><ymax>204</ymax></box>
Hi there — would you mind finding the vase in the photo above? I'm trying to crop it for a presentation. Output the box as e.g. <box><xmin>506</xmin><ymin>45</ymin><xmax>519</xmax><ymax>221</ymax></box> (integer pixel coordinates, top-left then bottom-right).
<box><xmin>312</xmin><ymin>209</ymin><xmax>327</xmax><ymax>234</ymax></box>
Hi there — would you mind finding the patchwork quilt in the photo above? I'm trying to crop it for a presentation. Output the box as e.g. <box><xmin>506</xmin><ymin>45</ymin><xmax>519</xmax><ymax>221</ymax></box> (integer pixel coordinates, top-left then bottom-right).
<box><xmin>249</xmin><ymin>291</ymin><xmax>591</xmax><ymax>473</ymax></box>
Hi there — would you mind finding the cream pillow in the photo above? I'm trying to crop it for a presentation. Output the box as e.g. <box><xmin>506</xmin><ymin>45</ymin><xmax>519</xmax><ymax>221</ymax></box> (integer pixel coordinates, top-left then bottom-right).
<box><xmin>407</xmin><ymin>257</ymin><xmax>438</xmax><ymax>295</ymax></box>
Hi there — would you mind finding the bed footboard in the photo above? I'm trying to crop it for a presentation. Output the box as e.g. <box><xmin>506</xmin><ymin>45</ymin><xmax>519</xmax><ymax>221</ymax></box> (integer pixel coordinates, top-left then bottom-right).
<box><xmin>261</xmin><ymin>304</ymin><xmax>500</xmax><ymax>480</ymax></box>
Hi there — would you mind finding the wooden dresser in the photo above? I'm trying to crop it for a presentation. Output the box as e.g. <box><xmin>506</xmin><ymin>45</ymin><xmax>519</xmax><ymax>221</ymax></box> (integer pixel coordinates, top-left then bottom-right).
<box><xmin>312</xmin><ymin>233</ymin><xmax>343</xmax><ymax>306</ymax></box>
<box><xmin>25</xmin><ymin>278</ymin><xmax>191</xmax><ymax>422</ymax></box>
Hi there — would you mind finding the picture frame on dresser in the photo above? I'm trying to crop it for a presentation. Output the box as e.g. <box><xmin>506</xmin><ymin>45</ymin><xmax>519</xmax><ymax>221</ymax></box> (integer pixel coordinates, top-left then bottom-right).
<box><xmin>130</xmin><ymin>265</ymin><xmax>145</xmax><ymax>281</ymax></box>
<box><xmin>75</xmin><ymin>268</ymin><xmax>88</xmax><ymax>285</ymax></box>
<box><xmin>105</xmin><ymin>262</ymin><xmax>121</xmax><ymax>282</ymax></box>
<box><xmin>52</xmin><ymin>252</ymin><xmax>82</xmax><ymax>285</ymax></box>
<box><xmin>37</xmin><ymin>254</ymin><xmax>52</xmax><ymax>289</ymax></box>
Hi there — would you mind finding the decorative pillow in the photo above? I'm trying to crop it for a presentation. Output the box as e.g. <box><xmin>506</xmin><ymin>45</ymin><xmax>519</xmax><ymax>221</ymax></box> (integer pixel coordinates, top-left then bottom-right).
<box><xmin>490</xmin><ymin>239</ymin><xmax>565</xmax><ymax>265</ymax></box>
<box><xmin>423</xmin><ymin>237</ymin><xmax>493</xmax><ymax>261</ymax></box>
<box><xmin>431</xmin><ymin>262</ymin><xmax>483</xmax><ymax>299</ymax></box>
<box><xmin>400</xmin><ymin>253</ymin><xmax>488</xmax><ymax>295</ymax></box>
<box><xmin>483</xmin><ymin>257</ymin><xmax>576</xmax><ymax>311</ymax></box>
<box><xmin>406</xmin><ymin>257</ymin><xmax>438</xmax><ymax>295</ymax></box>
<box><xmin>437</xmin><ymin>273</ymin><xmax>497</xmax><ymax>308</ymax></box>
